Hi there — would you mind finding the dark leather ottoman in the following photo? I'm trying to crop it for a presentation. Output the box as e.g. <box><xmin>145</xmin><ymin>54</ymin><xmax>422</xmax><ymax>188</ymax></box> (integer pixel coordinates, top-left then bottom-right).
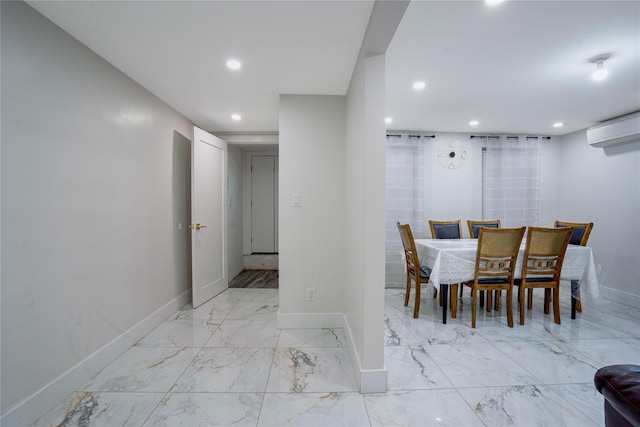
<box><xmin>594</xmin><ymin>365</ymin><xmax>640</xmax><ymax>427</ymax></box>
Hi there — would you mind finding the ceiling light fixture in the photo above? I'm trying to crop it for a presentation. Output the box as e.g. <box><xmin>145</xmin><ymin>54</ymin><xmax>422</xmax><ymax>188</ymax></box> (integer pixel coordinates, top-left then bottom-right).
<box><xmin>231</xmin><ymin>114</ymin><xmax>242</xmax><ymax>121</ymax></box>
<box><xmin>385</xmin><ymin>117</ymin><xmax>393</xmax><ymax>124</ymax></box>
<box><xmin>590</xmin><ymin>54</ymin><xmax>611</xmax><ymax>81</ymax></box>
<box><xmin>226</xmin><ymin>59</ymin><xmax>242</xmax><ymax>70</ymax></box>
<box><xmin>553</xmin><ymin>122</ymin><xmax>564</xmax><ymax>128</ymax></box>
<box><xmin>413</xmin><ymin>81</ymin><xmax>426</xmax><ymax>91</ymax></box>
<box><xmin>469</xmin><ymin>120</ymin><xmax>479</xmax><ymax>126</ymax></box>
<box><xmin>485</xmin><ymin>0</ymin><xmax>506</xmax><ymax>5</ymax></box>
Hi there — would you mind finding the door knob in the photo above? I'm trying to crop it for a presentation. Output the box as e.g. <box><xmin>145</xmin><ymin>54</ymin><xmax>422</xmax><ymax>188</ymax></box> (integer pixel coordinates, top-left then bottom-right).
<box><xmin>188</xmin><ymin>223</ymin><xmax>207</xmax><ymax>230</ymax></box>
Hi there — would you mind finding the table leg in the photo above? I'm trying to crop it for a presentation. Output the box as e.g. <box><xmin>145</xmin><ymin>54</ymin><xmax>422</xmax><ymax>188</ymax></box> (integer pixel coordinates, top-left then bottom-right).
<box><xmin>571</xmin><ymin>280</ymin><xmax>579</xmax><ymax>320</ymax></box>
<box><xmin>441</xmin><ymin>284</ymin><xmax>449</xmax><ymax>324</ymax></box>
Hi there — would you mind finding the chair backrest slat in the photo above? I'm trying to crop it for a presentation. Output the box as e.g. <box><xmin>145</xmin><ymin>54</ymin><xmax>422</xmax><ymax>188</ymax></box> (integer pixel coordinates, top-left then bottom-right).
<box><xmin>522</xmin><ymin>226</ymin><xmax>573</xmax><ymax>282</ymax></box>
<box><xmin>474</xmin><ymin>227</ymin><xmax>526</xmax><ymax>283</ymax></box>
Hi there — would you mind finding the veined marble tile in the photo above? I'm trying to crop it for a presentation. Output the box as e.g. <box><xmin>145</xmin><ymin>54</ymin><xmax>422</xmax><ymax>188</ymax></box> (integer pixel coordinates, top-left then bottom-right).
<box><xmin>205</xmin><ymin>320</ymin><xmax>280</xmax><ymax>347</ymax></box>
<box><xmin>383</xmin><ymin>294</ymin><xmax>415</xmax><ymax>319</ymax></box>
<box><xmin>226</xmin><ymin>299</ymin><xmax>279</xmax><ymax>321</ymax></box>
<box><xmin>494</xmin><ymin>340</ymin><xmax>602</xmax><ymax>384</ymax></box>
<box><xmin>364</xmin><ymin>389</ymin><xmax>484</xmax><ymax>427</ymax></box>
<box><xmin>458</xmin><ymin>385</ymin><xmax>599</xmax><ymax>427</ymax></box>
<box><xmin>137</xmin><ymin>319</ymin><xmax>219</xmax><ymax>347</ymax></box>
<box><xmin>564</xmin><ymin>338</ymin><xmax>640</xmax><ymax>365</ymax></box>
<box><xmin>384</xmin><ymin>317</ymin><xmax>418</xmax><ymax>346</ymax></box>
<box><xmin>473</xmin><ymin>318</ymin><xmax>555</xmax><ymax>342</ymax></box>
<box><xmin>241</xmin><ymin>288</ymin><xmax>279</xmax><ymax>302</ymax></box>
<box><xmin>277</xmin><ymin>328</ymin><xmax>345</xmax><ymax>348</ymax></box>
<box><xmin>82</xmin><ymin>346</ymin><xmax>198</xmax><ymax>392</ymax></box>
<box><xmin>142</xmin><ymin>393</ymin><xmax>262</xmax><ymax>427</ymax></box>
<box><xmin>32</xmin><ymin>391</ymin><xmax>164</xmax><ymax>427</ymax></box>
<box><xmin>171</xmin><ymin>347</ymin><xmax>275</xmax><ymax>392</ymax></box>
<box><xmin>426</xmin><ymin>343</ymin><xmax>540</xmax><ymax>388</ymax></box>
<box><xmin>581</xmin><ymin>308</ymin><xmax>640</xmax><ymax>338</ymax></box>
<box><xmin>210</xmin><ymin>288</ymin><xmax>247</xmax><ymax>302</ymax></box>
<box><xmin>385</xmin><ymin>345</ymin><xmax>453</xmax><ymax>390</ymax></box>
<box><xmin>266</xmin><ymin>347</ymin><xmax>358</xmax><ymax>393</ymax></box>
<box><xmin>401</xmin><ymin>318</ymin><xmax>488</xmax><ymax>345</ymax></box>
<box><xmin>535</xmin><ymin>315</ymin><xmax>637</xmax><ymax>340</ymax></box>
<box><xmin>258</xmin><ymin>392</ymin><xmax>369</xmax><ymax>427</ymax></box>
<box><xmin>547</xmin><ymin>383</ymin><xmax>605</xmax><ymax>425</ymax></box>
<box><xmin>173</xmin><ymin>299</ymin><xmax>239</xmax><ymax>321</ymax></box>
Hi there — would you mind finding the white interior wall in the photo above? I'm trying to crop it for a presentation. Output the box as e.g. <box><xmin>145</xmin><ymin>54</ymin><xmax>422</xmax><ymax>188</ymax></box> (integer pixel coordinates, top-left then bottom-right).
<box><xmin>558</xmin><ymin>131</ymin><xmax>640</xmax><ymax>307</ymax></box>
<box><xmin>344</xmin><ymin>53</ymin><xmax>387</xmax><ymax>391</ymax></box>
<box><xmin>278</xmin><ymin>95</ymin><xmax>346</xmax><ymax>317</ymax></box>
<box><xmin>227</xmin><ymin>145</ymin><xmax>244</xmax><ymax>280</ymax></box>
<box><xmin>241</xmin><ymin>148</ymin><xmax>279</xmax><ymax>257</ymax></box>
<box><xmin>1</xmin><ymin>2</ymin><xmax>193</xmax><ymax>423</ymax></box>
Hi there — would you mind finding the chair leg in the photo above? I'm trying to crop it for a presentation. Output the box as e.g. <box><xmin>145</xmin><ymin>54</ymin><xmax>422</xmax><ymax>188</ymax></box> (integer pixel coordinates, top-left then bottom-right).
<box><xmin>552</xmin><ymin>286</ymin><xmax>561</xmax><ymax>324</ymax></box>
<box><xmin>404</xmin><ymin>274</ymin><xmax>411</xmax><ymax>307</ymax></box>
<box><xmin>471</xmin><ymin>288</ymin><xmax>477</xmax><ymax>329</ymax></box>
<box><xmin>413</xmin><ymin>278</ymin><xmax>421</xmax><ymax>318</ymax></box>
<box><xmin>527</xmin><ymin>289</ymin><xmax>533</xmax><ymax>310</ymax></box>
<box><xmin>519</xmin><ymin>285</ymin><xmax>526</xmax><ymax>325</ymax></box>
<box><xmin>486</xmin><ymin>291</ymin><xmax>493</xmax><ymax>312</ymax></box>
<box><xmin>494</xmin><ymin>290</ymin><xmax>501</xmax><ymax>311</ymax></box>
<box><xmin>544</xmin><ymin>289</ymin><xmax>551</xmax><ymax>314</ymax></box>
<box><xmin>506</xmin><ymin>288</ymin><xmax>514</xmax><ymax>328</ymax></box>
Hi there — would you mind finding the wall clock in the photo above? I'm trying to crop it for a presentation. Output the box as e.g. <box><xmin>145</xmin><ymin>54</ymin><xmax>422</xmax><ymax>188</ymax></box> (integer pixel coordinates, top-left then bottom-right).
<box><xmin>437</xmin><ymin>140</ymin><xmax>466</xmax><ymax>170</ymax></box>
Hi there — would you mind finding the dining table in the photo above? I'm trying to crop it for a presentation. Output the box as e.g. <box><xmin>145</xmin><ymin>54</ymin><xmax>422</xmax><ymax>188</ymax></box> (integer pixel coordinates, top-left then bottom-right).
<box><xmin>414</xmin><ymin>238</ymin><xmax>602</xmax><ymax>324</ymax></box>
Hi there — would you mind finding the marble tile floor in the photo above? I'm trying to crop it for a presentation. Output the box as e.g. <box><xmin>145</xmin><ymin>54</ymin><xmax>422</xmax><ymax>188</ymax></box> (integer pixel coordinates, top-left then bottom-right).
<box><xmin>32</xmin><ymin>287</ymin><xmax>640</xmax><ymax>426</ymax></box>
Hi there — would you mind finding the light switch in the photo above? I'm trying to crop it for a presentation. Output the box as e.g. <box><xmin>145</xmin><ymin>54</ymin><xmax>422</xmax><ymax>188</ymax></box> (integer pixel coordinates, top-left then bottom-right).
<box><xmin>292</xmin><ymin>193</ymin><xmax>301</xmax><ymax>207</ymax></box>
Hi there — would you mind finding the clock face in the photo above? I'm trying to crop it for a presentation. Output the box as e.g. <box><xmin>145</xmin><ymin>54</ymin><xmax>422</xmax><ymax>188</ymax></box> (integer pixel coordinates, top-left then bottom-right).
<box><xmin>437</xmin><ymin>140</ymin><xmax>467</xmax><ymax>170</ymax></box>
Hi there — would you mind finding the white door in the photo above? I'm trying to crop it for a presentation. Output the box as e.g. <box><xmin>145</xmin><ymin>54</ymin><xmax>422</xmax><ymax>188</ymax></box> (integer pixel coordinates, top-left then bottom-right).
<box><xmin>191</xmin><ymin>126</ymin><xmax>227</xmax><ymax>308</ymax></box>
<box><xmin>251</xmin><ymin>155</ymin><xmax>278</xmax><ymax>253</ymax></box>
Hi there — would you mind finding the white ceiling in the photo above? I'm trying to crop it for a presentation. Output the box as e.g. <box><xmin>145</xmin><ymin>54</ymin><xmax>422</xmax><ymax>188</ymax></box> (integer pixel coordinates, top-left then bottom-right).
<box><xmin>27</xmin><ymin>0</ymin><xmax>640</xmax><ymax>137</ymax></box>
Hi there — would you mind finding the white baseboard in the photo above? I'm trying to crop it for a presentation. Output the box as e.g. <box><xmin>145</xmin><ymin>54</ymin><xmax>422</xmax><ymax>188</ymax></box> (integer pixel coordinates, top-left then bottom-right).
<box><xmin>277</xmin><ymin>311</ymin><xmax>387</xmax><ymax>394</ymax></box>
<box><xmin>599</xmin><ymin>286</ymin><xmax>640</xmax><ymax>309</ymax></box>
<box><xmin>341</xmin><ymin>314</ymin><xmax>388</xmax><ymax>393</ymax></box>
<box><xmin>1</xmin><ymin>290</ymin><xmax>191</xmax><ymax>427</ymax></box>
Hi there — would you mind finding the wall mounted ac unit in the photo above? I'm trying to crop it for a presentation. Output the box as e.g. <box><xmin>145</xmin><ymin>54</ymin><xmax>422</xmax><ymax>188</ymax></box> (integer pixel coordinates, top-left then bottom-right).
<box><xmin>587</xmin><ymin>111</ymin><xmax>640</xmax><ymax>147</ymax></box>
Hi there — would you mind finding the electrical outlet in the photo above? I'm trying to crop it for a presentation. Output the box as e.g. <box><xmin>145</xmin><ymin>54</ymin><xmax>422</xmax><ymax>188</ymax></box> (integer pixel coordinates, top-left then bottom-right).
<box><xmin>306</xmin><ymin>287</ymin><xmax>315</xmax><ymax>301</ymax></box>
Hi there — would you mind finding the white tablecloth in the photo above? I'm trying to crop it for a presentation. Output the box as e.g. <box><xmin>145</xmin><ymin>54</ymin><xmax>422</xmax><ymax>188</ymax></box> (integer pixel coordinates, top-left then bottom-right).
<box><xmin>414</xmin><ymin>239</ymin><xmax>602</xmax><ymax>299</ymax></box>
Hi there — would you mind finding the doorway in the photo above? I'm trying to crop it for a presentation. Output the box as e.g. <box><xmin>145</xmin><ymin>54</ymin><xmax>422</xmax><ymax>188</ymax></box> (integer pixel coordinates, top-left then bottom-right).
<box><xmin>250</xmin><ymin>155</ymin><xmax>278</xmax><ymax>254</ymax></box>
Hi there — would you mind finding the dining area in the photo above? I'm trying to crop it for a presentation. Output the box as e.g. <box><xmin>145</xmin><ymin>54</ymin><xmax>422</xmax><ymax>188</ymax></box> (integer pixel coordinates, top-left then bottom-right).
<box><xmin>397</xmin><ymin>219</ymin><xmax>601</xmax><ymax>328</ymax></box>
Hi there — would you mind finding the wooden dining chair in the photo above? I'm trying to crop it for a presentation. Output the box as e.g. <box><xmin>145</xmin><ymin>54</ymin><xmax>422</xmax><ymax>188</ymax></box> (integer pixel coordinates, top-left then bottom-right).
<box><xmin>467</xmin><ymin>219</ymin><xmax>501</xmax><ymax>239</ymax></box>
<box><xmin>463</xmin><ymin>227</ymin><xmax>525</xmax><ymax>328</ymax></box>
<box><xmin>429</xmin><ymin>220</ymin><xmax>462</xmax><ymax>239</ymax></box>
<box><xmin>397</xmin><ymin>222</ymin><xmax>437</xmax><ymax>318</ymax></box>
<box><xmin>554</xmin><ymin>220</ymin><xmax>594</xmax><ymax>312</ymax></box>
<box><xmin>514</xmin><ymin>226</ymin><xmax>573</xmax><ymax>325</ymax></box>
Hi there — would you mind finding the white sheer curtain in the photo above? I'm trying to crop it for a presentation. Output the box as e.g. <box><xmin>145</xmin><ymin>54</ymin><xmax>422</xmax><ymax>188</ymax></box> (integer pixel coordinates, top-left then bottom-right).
<box><xmin>385</xmin><ymin>134</ymin><xmax>425</xmax><ymax>286</ymax></box>
<box><xmin>483</xmin><ymin>136</ymin><xmax>542</xmax><ymax>227</ymax></box>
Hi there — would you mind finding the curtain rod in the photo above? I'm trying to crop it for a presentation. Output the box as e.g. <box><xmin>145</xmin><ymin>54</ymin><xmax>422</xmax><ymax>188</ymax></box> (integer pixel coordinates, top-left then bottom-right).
<box><xmin>470</xmin><ymin>135</ymin><xmax>551</xmax><ymax>140</ymax></box>
<box><xmin>386</xmin><ymin>134</ymin><xmax>435</xmax><ymax>139</ymax></box>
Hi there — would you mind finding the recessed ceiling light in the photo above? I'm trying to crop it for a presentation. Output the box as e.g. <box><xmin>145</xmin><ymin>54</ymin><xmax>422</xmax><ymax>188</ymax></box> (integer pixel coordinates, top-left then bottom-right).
<box><xmin>485</xmin><ymin>0</ymin><xmax>506</xmax><ymax>5</ymax></box>
<box><xmin>469</xmin><ymin>120</ymin><xmax>479</xmax><ymax>126</ymax></box>
<box><xmin>231</xmin><ymin>114</ymin><xmax>242</xmax><ymax>121</ymax></box>
<box><xmin>553</xmin><ymin>122</ymin><xmax>564</xmax><ymax>128</ymax></box>
<box><xmin>385</xmin><ymin>117</ymin><xmax>393</xmax><ymax>124</ymax></box>
<box><xmin>412</xmin><ymin>81</ymin><xmax>426</xmax><ymax>91</ymax></box>
<box><xmin>226</xmin><ymin>59</ymin><xmax>242</xmax><ymax>70</ymax></box>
